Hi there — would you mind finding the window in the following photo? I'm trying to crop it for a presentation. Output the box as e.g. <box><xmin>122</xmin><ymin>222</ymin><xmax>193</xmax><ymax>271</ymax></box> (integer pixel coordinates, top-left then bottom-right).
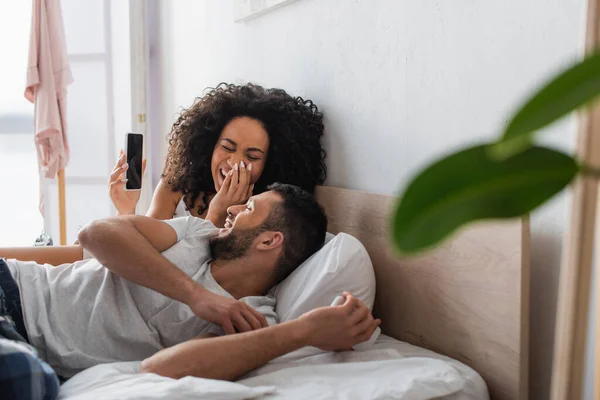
<box><xmin>0</xmin><ymin>1</ymin><xmax>43</xmax><ymax>246</ymax></box>
<box><xmin>0</xmin><ymin>0</ymin><xmax>133</xmax><ymax>246</ymax></box>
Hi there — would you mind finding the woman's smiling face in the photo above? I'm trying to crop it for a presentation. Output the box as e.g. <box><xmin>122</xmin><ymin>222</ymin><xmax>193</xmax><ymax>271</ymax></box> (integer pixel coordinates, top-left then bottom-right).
<box><xmin>211</xmin><ymin>116</ymin><xmax>270</xmax><ymax>192</ymax></box>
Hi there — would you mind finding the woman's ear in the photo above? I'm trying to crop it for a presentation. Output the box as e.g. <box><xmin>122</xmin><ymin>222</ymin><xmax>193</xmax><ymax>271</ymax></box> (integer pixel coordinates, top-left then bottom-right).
<box><xmin>256</xmin><ymin>231</ymin><xmax>284</xmax><ymax>251</ymax></box>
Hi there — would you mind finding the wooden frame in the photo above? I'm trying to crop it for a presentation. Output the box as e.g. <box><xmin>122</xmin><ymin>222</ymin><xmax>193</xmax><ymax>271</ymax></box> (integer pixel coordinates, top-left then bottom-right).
<box><xmin>315</xmin><ymin>186</ymin><xmax>530</xmax><ymax>400</ymax></box>
<box><xmin>58</xmin><ymin>169</ymin><xmax>66</xmax><ymax>245</ymax></box>
<box><xmin>550</xmin><ymin>0</ymin><xmax>600</xmax><ymax>399</ymax></box>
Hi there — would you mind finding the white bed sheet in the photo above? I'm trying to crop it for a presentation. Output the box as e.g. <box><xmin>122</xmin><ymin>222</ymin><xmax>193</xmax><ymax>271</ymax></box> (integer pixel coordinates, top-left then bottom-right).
<box><xmin>58</xmin><ymin>334</ymin><xmax>489</xmax><ymax>400</ymax></box>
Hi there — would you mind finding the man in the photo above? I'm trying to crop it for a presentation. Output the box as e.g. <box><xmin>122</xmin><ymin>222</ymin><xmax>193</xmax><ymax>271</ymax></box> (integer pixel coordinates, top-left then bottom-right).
<box><xmin>0</xmin><ymin>184</ymin><xmax>379</xmax><ymax>397</ymax></box>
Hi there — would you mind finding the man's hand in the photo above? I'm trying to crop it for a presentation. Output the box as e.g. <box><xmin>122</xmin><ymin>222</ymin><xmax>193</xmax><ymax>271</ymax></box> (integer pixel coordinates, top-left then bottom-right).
<box><xmin>187</xmin><ymin>288</ymin><xmax>268</xmax><ymax>334</ymax></box>
<box><xmin>299</xmin><ymin>292</ymin><xmax>381</xmax><ymax>351</ymax></box>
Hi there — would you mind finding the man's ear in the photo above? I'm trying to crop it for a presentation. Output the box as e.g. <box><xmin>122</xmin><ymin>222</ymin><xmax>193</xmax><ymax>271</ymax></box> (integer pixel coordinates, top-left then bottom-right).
<box><xmin>256</xmin><ymin>231</ymin><xmax>284</xmax><ymax>251</ymax></box>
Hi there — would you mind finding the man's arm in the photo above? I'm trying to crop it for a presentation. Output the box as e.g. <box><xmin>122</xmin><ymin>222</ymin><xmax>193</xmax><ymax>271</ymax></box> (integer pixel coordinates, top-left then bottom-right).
<box><xmin>77</xmin><ymin>216</ymin><xmax>267</xmax><ymax>334</ymax></box>
<box><xmin>0</xmin><ymin>246</ymin><xmax>82</xmax><ymax>265</ymax></box>
<box><xmin>141</xmin><ymin>294</ymin><xmax>381</xmax><ymax>381</ymax></box>
<box><xmin>78</xmin><ymin>215</ymin><xmax>189</xmax><ymax>301</ymax></box>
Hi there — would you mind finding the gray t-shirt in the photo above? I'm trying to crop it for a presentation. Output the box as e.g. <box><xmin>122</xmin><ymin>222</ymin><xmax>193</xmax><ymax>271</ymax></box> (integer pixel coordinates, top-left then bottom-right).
<box><xmin>6</xmin><ymin>216</ymin><xmax>277</xmax><ymax>378</ymax></box>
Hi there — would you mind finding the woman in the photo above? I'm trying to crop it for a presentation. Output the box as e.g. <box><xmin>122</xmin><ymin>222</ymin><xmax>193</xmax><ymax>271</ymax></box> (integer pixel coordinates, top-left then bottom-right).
<box><xmin>110</xmin><ymin>83</ymin><xmax>327</xmax><ymax>227</ymax></box>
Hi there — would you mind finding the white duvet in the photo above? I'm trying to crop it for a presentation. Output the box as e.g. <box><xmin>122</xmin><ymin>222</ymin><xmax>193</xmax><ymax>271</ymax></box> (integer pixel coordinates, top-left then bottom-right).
<box><xmin>58</xmin><ymin>335</ymin><xmax>489</xmax><ymax>400</ymax></box>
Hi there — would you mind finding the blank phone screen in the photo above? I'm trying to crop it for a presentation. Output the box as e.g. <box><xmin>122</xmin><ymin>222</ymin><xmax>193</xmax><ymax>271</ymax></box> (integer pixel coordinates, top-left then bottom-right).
<box><xmin>126</xmin><ymin>134</ymin><xmax>143</xmax><ymax>190</ymax></box>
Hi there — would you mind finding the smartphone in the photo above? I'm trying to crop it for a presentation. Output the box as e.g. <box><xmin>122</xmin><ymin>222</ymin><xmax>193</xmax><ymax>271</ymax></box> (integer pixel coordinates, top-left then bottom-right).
<box><xmin>124</xmin><ymin>132</ymin><xmax>143</xmax><ymax>191</ymax></box>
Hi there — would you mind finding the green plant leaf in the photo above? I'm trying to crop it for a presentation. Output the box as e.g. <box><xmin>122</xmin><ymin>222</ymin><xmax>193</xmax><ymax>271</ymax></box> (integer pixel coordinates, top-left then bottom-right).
<box><xmin>393</xmin><ymin>144</ymin><xmax>578</xmax><ymax>254</ymax></box>
<box><xmin>492</xmin><ymin>50</ymin><xmax>600</xmax><ymax>158</ymax></box>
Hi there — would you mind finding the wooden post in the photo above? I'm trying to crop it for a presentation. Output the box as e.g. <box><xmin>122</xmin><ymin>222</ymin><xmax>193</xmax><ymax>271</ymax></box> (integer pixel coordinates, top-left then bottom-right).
<box><xmin>550</xmin><ymin>0</ymin><xmax>600</xmax><ymax>398</ymax></box>
<box><xmin>58</xmin><ymin>169</ymin><xmax>67</xmax><ymax>245</ymax></box>
<box><xmin>595</xmin><ymin>202</ymin><xmax>600</xmax><ymax>399</ymax></box>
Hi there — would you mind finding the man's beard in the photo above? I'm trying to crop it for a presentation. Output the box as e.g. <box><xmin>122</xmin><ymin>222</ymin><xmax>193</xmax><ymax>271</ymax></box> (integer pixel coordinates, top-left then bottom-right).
<box><xmin>209</xmin><ymin>226</ymin><xmax>264</xmax><ymax>260</ymax></box>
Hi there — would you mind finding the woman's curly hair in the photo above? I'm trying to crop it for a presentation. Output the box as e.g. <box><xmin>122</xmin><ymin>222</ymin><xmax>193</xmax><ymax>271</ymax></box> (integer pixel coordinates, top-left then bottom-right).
<box><xmin>162</xmin><ymin>83</ymin><xmax>327</xmax><ymax>213</ymax></box>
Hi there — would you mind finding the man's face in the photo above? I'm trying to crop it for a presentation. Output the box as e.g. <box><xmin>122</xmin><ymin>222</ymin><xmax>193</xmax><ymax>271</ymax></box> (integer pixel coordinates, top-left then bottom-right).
<box><xmin>209</xmin><ymin>191</ymin><xmax>282</xmax><ymax>260</ymax></box>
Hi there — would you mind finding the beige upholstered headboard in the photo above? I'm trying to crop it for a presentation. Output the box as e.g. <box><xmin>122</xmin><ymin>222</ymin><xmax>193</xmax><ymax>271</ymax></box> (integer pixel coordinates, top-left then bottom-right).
<box><xmin>315</xmin><ymin>186</ymin><xmax>530</xmax><ymax>400</ymax></box>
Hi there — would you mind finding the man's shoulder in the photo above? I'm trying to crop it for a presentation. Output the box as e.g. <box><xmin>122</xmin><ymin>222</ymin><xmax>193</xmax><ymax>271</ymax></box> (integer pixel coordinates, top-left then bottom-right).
<box><xmin>161</xmin><ymin>216</ymin><xmax>217</xmax><ymax>245</ymax></box>
<box><xmin>169</xmin><ymin>216</ymin><xmax>217</xmax><ymax>236</ymax></box>
<box><xmin>187</xmin><ymin>216</ymin><xmax>218</xmax><ymax>233</ymax></box>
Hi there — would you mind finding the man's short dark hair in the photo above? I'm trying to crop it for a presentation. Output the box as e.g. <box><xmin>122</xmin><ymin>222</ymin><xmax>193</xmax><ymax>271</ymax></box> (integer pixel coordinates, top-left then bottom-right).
<box><xmin>263</xmin><ymin>183</ymin><xmax>328</xmax><ymax>283</ymax></box>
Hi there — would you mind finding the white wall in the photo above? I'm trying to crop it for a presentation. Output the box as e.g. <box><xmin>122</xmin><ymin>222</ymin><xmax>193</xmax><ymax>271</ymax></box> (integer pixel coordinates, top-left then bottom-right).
<box><xmin>110</xmin><ymin>0</ymin><xmax>132</xmax><ymax>157</ymax></box>
<box><xmin>155</xmin><ymin>0</ymin><xmax>588</xmax><ymax>397</ymax></box>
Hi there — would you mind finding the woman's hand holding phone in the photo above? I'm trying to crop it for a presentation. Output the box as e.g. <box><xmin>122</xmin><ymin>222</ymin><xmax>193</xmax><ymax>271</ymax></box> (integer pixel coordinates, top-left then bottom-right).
<box><xmin>109</xmin><ymin>149</ymin><xmax>147</xmax><ymax>215</ymax></box>
<box><xmin>206</xmin><ymin>161</ymin><xmax>253</xmax><ymax>227</ymax></box>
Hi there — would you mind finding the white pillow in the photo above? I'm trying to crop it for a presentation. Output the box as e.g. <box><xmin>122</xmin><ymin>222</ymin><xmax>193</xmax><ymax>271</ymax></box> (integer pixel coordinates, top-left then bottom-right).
<box><xmin>273</xmin><ymin>232</ymin><xmax>376</xmax><ymax>322</ymax></box>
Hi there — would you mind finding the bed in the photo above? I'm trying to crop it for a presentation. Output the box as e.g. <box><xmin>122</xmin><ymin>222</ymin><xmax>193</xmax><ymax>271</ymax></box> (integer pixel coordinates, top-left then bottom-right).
<box><xmin>58</xmin><ymin>185</ymin><xmax>530</xmax><ymax>400</ymax></box>
<box><xmin>315</xmin><ymin>186</ymin><xmax>529</xmax><ymax>400</ymax></box>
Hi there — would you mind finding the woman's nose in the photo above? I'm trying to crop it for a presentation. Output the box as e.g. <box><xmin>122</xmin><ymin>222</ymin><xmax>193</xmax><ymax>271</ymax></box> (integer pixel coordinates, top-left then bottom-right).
<box><xmin>226</xmin><ymin>154</ymin><xmax>244</xmax><ymax>167</ymax></box>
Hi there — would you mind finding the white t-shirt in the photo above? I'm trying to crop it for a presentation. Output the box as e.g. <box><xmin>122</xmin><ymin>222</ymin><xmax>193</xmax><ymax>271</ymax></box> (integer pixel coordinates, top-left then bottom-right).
<box><xmin>6</xmin><ymin>216</ymin><xmax>277</xmax><ymax>378</ymax></box>
<box><xmin>173</xmin><ymin>197</ymin><xmax>191</xmax><ymax>218</ymax></box>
